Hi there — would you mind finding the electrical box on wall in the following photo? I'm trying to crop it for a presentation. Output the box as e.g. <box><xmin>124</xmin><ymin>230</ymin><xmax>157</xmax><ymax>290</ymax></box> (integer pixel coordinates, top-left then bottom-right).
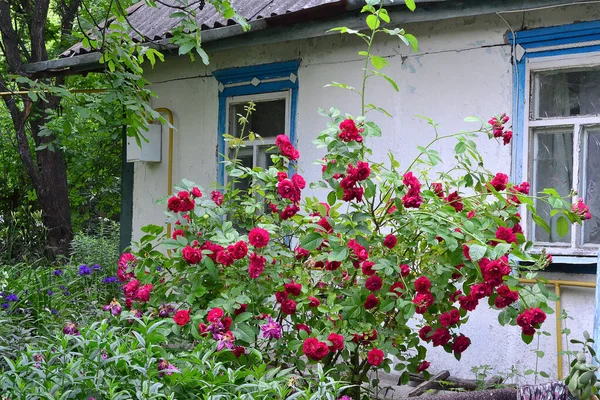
<box><xmin>127</xmin><ymin>123</ymin><xmax>162</xmax><ymax>163</ymax></box>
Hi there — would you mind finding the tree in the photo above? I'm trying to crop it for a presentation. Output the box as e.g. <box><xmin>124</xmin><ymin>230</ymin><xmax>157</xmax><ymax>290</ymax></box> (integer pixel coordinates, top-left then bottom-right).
<box><xmin>0</xmin><ymin>0</ymin><xmax>244</xmax><ymax>259</ymax></box>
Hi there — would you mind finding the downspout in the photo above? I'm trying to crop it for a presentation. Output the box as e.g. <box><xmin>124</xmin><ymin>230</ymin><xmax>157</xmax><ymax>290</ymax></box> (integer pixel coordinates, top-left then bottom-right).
<box><xmin>154</xmin><ymin>107</ymin><xmax>175</xmax><ymax>238</ymax></box>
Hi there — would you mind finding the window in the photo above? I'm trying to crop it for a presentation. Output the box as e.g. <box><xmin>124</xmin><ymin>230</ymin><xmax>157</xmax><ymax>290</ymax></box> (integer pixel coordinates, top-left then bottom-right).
<box><xmin>213</xmin><ymin>60</ymin><xmax>300</xmax><ymax>186</ymax></box>
<box><xmin>225</xmin><ymin>92</ymin><xmax>291</xmax><ymax>190</ymax></box>
<box><xmin>511</xmin><ymin>22</ymin><xmax>600</xmax><ymax>256</ymax></box>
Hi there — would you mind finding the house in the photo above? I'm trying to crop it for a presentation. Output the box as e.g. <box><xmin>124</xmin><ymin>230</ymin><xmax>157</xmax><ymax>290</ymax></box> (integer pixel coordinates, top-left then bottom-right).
<box><xmin>27</xmin><ymin>0</ymin><xmax>600</xmax><ymax>384</ymax></box>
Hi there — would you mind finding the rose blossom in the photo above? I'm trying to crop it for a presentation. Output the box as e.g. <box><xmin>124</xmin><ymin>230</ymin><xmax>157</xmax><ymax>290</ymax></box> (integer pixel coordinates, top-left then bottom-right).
<box><xmin>173</xmin><ymin>309</ymin><xmax>191</xmax><ymax>326</ymax></box>
<box><xmin>248</xmin><ymin>228</ymin><xmax>270</xmax><ymax>248</ymax></box>
<box><xmin>367</xmin><ymin>348</ymin><xmax>385</xmax><ymax>366</ymax></box>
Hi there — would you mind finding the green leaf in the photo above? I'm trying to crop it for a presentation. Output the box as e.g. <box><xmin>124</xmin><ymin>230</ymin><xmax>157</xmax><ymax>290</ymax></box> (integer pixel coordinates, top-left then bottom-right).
<box><xmin>364</xmin><ymin>121</ymin><xmax>382</xmax><ymax>137</ymax></box>
<box><xmin>468</xmin><ymin>244</ymin><xmax>487</xmax><ymax>262</ymax></box>
<box><xmin>531</xmin><ymin>213</ymin><xmax>551</xmax><ymax>234</ymax></box>
<box><xmin>556</xmin><ymin>215</ymin><xmax>569</xmax><ymax>238</ymax></box>
<box><xmin>371</xmin><ymin>55</ymin><xmax>389</xmax><ymax>70</ymax></box>
<box><xmin>328</xmin><ymin>246</ymin><xmax>348</xmax><ymax>262</ymax></box>
<box><xmin>521</xmin><ymin>333</ymin><xmax>534</xmax><ymax>345</ymax></box>
<box><xmin>454</xmin><ymin>141</ymin><xmax>467</xmax><ymax>154</ymax></box>
<box><xmin>366</xmin><ymin>14</ymin><xmax>380</xmax><ymax>30</ymax></box>
<box><xmin>403</xmin><ymin>33</ymin><xmax>419</xmax><ymax>52</ymax></box>
<box><xmin>327</xmin><ymin>191</ymin><xmax>337</xmax><ymax>206</ymax></box>
<box><xmin>404</xmin><ymin>0</ymin><xmax>416</xmax><ymax>11</ymax></box>
<box><xmin>178</xmin><ymin>42</ymin><xmax>195</xmax><ymax>55</ymax></box>
<box><xmin>300</xmin><ymin>232</ymin><xmax>324</xmax><ymax>251</ymax></box>
<box><xmin>371</xmin><ymin>70</ymin><xmax>399</xmax><ymax>92</ymax></box>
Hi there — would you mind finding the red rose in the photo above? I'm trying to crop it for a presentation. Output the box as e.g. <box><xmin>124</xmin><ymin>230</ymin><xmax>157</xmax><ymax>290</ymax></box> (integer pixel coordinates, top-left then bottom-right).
<box><xmin>431</xmin><ymin>328</ymin><xmax>451</xmax><ymax>347</ymax></box>
<box><xmin>191</xmin><ymin>187</ymin><xmax>202</xmax><ymax>197</ymax></box>
<box><xmin>135</xmin><ymin>284</ymin><xmax>153</xmax><ymax>303</ymax></box>
<box><xmin>452</xmin><ymin>334</ymin><xmax>471</xmax><ymax>354</ymax></box>
<box><xmin>389</xmin><ymin>282</ymin><xmax>405</xmax><ymax>297</ymax></box>
<box><xmin>383</xmin><ymin>234</ymin><xmax>397</xmax><ymax>249</ymax></box>
<box><xmin>296</xmin><ymin>323</ymin><xmax>311</xmax><ymax>334</ymax></box>
<box><xmin>445</xmin><ymin>191</ymin><xmax>464</xmax><ymax>212</ymax></box>
<box><xmin>365</xmin><ymin>275</ymin><xmax>383</xmax><ymax>292</ymax></box>
<box><xmin>522</xmin><ymin>326</ymin><xmax>536</xmax><ymax>336</ymax></box>
<box><xmin>325</xmin><ymin>260</ymin><xmax>341</xmax><ymax>271</ymax></box>
<box><xmin>493</xmin><ymin>226</ymin><xmax>517</xmax><ymax>246</ymax></box>
<box><xmin>275</xmin><ymin>134</ymin><xmax>300</xmax><ymax>160</ymax></box>
<box><xmin>417</xmin><ymin>361</ymin><xmax>430</xmax><ymax>372</ymax></box>
<box><xmin>338</xmin><ymin>119</ymin><xmax>363</xmax><ymax>142</ymax></box>
<box><xmin>207</xmin><ymin>307</ymin><xmax>224</xmax><ymax>323</ymax></box>
<box><xmin>327</xmin><ymin>333</ymin><xmax>345</xmax><ymax>352</ymax></box>
<box><xmin>470</xmin><ymin>283</ymin><xmax>493</xmax><ymax>300</ymax></box>
<box><xmin>364</xmin><ymin>294</ymin><xmax>379</xmax><ymax>310</ymax></box>
<box><xmin>419</xmin><ymin>326</ymin><xmax>432</xmax><ymax>342</ymax></box>
<box><xmin>303</xmin><ymin>338</ymin><xmax>329</xmax><ymax>361</ymax></box>
<box><xmin>458</xmin><ymin>294</ymin><xmax>479</xmax><ymax>311</ymax></box>
<box><xmin>291</xmin><ymin>174</ymin><xmax>306</xmax><ymax>189</ymax></box>
<box><xmin>211</xmin><ymin>190</ymin><xmax>224</xmax><ymax>206</ymax></box>
<box><xmin>308</xmin><ymin>296</ymin><xmax>321</xmax><ymax>308</ymax></box>
<box><xmin>281</xmin><ymin>299</ymin><xmax>297</xmax><ymax>315</ymax></box>
<box><xmin>173</xmin><ymin>309</ymin><xmax>191</xmax><ymax>326</ymax></box>
<box><xmin>531</xmin><ymin>308</ymin><xmax>546</xmax><ymax>324</ymax></box>
<box><xmin>232</xmin><ymin>346</ymin><xmax>245</xmax><ymax>358</ymax></box>
<box><xmin>232</xmin><ymin>241</ymin><xmax>248</xmax><ymax>260</ymax></box>
<box><xmin>361</xmin><ymin>261</ymin><xmax>375</xmax><ymax>276</ymax></box>
<box><xmin>216</xmin><ymin>251</ymin><xmax>234</xmax><ymax>266</ymax></box>
<box><xmin>413</xmin><ymin>292</ymin><xmax>435</xmax><ymax>314</ymax></box>
<box><xmin>367</xmin><ymin>348</ymin><xmax>385</xmax><ymax>366</ymax></box>
<box><xmin>172</xmin><ymin>229</ymin><xmax>185</xmax><ymax>239</ymax></box>
<box><xmin>198</xmin><ymin>323</ymin><xmax>209</xmax><ymax>336</ymax></box>
<box><xmin>123</xmin><ymin>279</ymin><xmax>140</xmax><ymax>298</ymax></box>
<box><xmin>432</xmin><ymin>182</ymin><xmax>444</xmax><ymax>197</ymax></box>
<box><xmin>503</xmin><ymin>130</ymin><xmax>512</xmax><ymax>145</ymax></box>
<box><xmin>222</xmin><ymin>316</ymin><xmax>232</xmax><ymax>331</ymax></box>
<box><xmin>295</xmin><ymin>247</ymin><xmax>310</xmax><ymax>259</ymax></box>
<box><xmin>182</xmin><ymin>246</ymin><xmax>202</xmax><ymax>264</ymax></box>
<box><xmin>280</xmin><ymin>204</ymin><xmax>300</xmax><ymax>220</ymax></box>
<box><xmin>248</xmin><ymin>228</ymin><xmax>270</xmax><ymax>248</ymax></box>
<box><xmin>234</xmin><ymin>304</ymin><xmax>247</xmax><ymax>316</ymax></box>
<box><xmin>248</xmin><ymin>253</ymin><xmax>266</xmax><ymax>278</ymax></box>
<box><xmin>275</xmin><ymin>291</ymin><xmax>288</xmax><ymax>303</ymax></box>
<box><xmin>399</xmin><ymin>264</ymin><xmax>410</xmax><ymax>277</ymax></box>
<box><xmin>516</xmin><ymin>310</ymin><xmax>532</xmax><ymax>327</ymax></box>
<box><xmin>414</xmin><ymin>276</ymin><xmax>431</xmax><ymax>293</ymax></box>
<box><xmin>284</xmin><ymin>281</ymin><xmax>302</xmax><ymax>296</ymax></box>
<box><xmin>490</xmin><ymin>173</ymin><xmax>508</xmax><ymax>191</ymax></box>
<box><xmin>168</xmin><ymin>196</ymin><xmax>183</xmax><ymax>212</ymax></box>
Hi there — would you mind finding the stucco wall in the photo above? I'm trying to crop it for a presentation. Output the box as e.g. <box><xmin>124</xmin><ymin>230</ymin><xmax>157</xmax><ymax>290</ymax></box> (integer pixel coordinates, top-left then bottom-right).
<box><xmin>131</xmin><ymin>4</ymin><xmax>600</xmax><ymax>383</ymax></box>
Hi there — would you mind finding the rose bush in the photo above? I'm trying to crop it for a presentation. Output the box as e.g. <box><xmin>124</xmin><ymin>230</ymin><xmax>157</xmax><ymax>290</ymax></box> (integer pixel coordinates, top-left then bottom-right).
<box><xmin>107</xmin><ymin>2</ymin><xmax>590</xmax><ymax>399</ymax></box>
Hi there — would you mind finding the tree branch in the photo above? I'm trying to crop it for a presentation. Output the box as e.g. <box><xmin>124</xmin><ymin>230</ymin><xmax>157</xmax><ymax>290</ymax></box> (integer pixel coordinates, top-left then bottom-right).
<box><xmin>0</xmin><ymin>0</ymin><xmax>24</xmax><ymax>72</ymax></box>
<box><xmin>30</xmin><ymin>0</ymin><xmax>50</xmax><ymax>62</ymax></box>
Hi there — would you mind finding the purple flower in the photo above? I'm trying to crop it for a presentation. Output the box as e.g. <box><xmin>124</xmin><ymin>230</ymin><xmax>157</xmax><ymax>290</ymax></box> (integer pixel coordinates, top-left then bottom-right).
<box><xmin>78</xmin><ymin>265</ymin><xmax>92</xmax><ymax>276</ymax></box>
<box><xmin>92</xmin><ymin>264</ymin><xmax>101</xmax><ymax>271</ymax></box>
<box><xmin>338</xmin><ymin>397</ymin><xmax>352</xmax><ymax>400</ymax></box>
<box><xmin>53</xmin><ymin>269</ymin><xmax>63</xmax><ymax>276</ymax></box>
<box><xmin>102</xmin><ymin>276</ymin><xmax>118</xmax><ymax>284</ymax></box>
<box><xmin>1</xmin><ymin>303</ymin><xmax>9</xmax><ymax>309</ymax></box>
<box><xmin>59</xmin><ymin>285</ymin><xmax>66</xmax><ymax>290</ymax></box>
<box><xmin>6</xmin><ymin>294</ymin><xmax>18</xmax><ymax>302</ymax></box>
<box><xmin>215</xmin><ymin>331</ymin><xmax>235</xmax><ymax>351</ymax></box>
<box><xmin>103</xmin><ymin>299</ymin><xmax>122</xmax><ymax>316</ymax></box>
<box><xmin>63</xmin><ymin>322</ymin><xmax>80</xmax><ymax>336</ymax></box>
<box><xmin>157</xmin><ymin>266</ymin><xmax>163</xmax><ymax>271</ymax></box>
<box><xmin>260</xmin><ymin>316</ymin><xmax>282</xmax><ymax>339</ymax></box>
<box><xmin>47</xmin><ymin>290</ymin><xmax>54</xmax><ymax>296</ymax></box>
<box><xmin>158</xmin><ymin>304</ymin><xmax>175</xmax><ymax>318</ymax></box>
<box><xmin>208</xmin><ymin>320</ymin><xmax>225</xmax><ymax>337</ymax></box>
<box><xmin>158</xmin><ymin>359</ymin><xmax>180</xmax><ymax>378</ymax></box>
<box><xmin>51</xmin><ymin>308</ymin><xmax>59</xmax><ymax>315</ymax></box>
<box><xmin>63</xmin><ymin>290</ymin><xmax>71</xmax><ymax>296</ymax></box>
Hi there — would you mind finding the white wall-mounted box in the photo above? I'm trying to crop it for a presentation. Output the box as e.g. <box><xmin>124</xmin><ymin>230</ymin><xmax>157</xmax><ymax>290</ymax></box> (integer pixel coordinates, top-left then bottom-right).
<box><xmin>127</xmin><ymin>123</ymin><xmax>162</xmax><ymax>163</ymax></box>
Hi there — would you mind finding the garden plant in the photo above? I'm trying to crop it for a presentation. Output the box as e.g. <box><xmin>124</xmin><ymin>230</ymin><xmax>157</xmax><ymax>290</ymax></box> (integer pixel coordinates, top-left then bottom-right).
<box><xmin>0</xmin><ymin>1</ymin><xmax>594</xmax><ymax>399</ymax></box>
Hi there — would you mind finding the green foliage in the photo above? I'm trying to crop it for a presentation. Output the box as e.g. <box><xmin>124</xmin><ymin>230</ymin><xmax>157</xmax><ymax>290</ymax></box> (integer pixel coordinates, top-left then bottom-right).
<box><xmin>71</xmin><ymin>219</ymin><xmax>120</xmax><ymax>268</ymax></box>
<box><xmin>0</xmin><ymin>319</ymin><xmax>344</xmax><ymax>399</ymax></box>
<box><xmin>565</xmin><ymin>332</ymin><xmax>600</xmax><ymax>400</ymax></box>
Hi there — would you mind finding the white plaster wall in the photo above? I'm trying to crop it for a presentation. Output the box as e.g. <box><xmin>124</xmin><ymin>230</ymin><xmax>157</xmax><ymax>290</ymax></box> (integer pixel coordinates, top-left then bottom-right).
<box><xmin>131</xmin><ymin>4</ymin><xmax>600</xmax><ymax>382</ymax></box>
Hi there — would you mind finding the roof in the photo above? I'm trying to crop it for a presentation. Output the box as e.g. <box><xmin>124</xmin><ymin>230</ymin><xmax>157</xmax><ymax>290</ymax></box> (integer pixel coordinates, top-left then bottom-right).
<box><xmin>62</xmin><ymin>0</ymin><xmax>349</xmax><ymax>57</ymax></box>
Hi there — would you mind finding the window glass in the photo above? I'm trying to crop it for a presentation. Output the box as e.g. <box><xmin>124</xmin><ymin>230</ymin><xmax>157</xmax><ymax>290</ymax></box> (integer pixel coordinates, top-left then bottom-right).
<box><xmin>534</xmin><ymin>68</ymin><xmax>600</xmax><ymax>118</ymax></box>
<box><xmin>228</xmin><ymin>99</ymin><xmax>286</xmax><ymax>139</ymax></box>
<box><xmin>532</xmin><ymin>128</ymin><xmax>573</xmax><ymax>243</ymax></box>
<box><xmin>583</xmin><ymin>127</ymin><xmax>600</xmax><ymax>244</ymax></box>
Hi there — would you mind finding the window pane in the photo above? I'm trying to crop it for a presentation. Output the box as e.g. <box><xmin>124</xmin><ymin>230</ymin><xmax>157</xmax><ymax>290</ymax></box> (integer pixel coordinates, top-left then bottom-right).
<box><xmin>229</xmin><ymin>99</ymin><xmax>286</xmax><ymax>139</ymax></box>
<box><xmin>583</xmin><ymin>127</ymin><xmax>600</xmax><ymax>244</ymax></box>
<box><xmin>532</xmin><ymin>128</ymin><xmax>573</xmax><ymax>243</ymax></box>
<box><xmin>229</xmin><ymin>147</ymin><xmax>253</xmax><ymax>192</ymax></box>
<box><xmin>534</xmin><ymin>68</ymin><xmax>600</xmax><ymax>118</ymax></box>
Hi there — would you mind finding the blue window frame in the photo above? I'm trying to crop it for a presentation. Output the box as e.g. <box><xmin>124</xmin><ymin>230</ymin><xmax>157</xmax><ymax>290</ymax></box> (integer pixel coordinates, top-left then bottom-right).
<box><xmin>509</xmin><ymin>21</ymin><xmax>600</xmax><ymax>256</ymax></box>
<box><xmin>213</xmin><ymin>60</ymin><xmax>300</xmax><ymax>185</ymax></box>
